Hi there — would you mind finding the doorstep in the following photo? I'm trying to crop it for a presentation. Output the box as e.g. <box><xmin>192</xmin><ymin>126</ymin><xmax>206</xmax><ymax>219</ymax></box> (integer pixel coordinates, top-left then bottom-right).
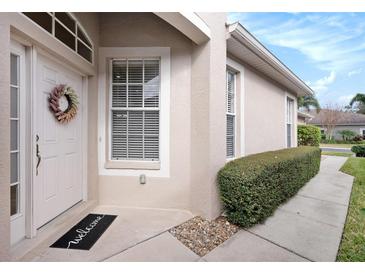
<box><xmin>10</xmin><ymin>200</ymin><xmax>97</xmax><ymax>261</ymax></box>
<box><xmin>18</xmin><ymin>206</ymin><xmax>193</xmax><ymax>262</ymax></box>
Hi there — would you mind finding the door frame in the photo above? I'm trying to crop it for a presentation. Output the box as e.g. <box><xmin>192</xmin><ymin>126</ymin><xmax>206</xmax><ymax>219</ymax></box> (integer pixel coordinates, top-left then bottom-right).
<box><xmin>11</xmin><ymin>35</ymin><xmax>89</xmax><ymax>239</ymax></box>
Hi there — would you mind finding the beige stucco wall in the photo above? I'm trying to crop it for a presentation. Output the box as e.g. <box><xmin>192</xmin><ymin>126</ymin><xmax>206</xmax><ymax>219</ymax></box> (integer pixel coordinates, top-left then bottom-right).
<box><xmin>0</xmin><ymin>21</ymin><xmax>11</xmax><ymax>261</ymax></box>
<box><xmin>73</xmin><ymin>13</ymin><xmax>100</xmax><ymax>201</ymax></box>
<box><xmin>97</xmin><ymin>13</ymin><xmax>193</xmax><ymax>210</ymax></box>
<box><xmin>243</xmin><ymin>64</ymin><xmax>297</xmax><ymax>155</ymax></box>
<box><xmin>190</xmin><ymin>13</ymin><xmax>227</xmax><ymax>219</ymax></box>
<box><xmin>97</xmin><ymin>13</ymin><xmax>227</xmax><ymax>219</ymax></box>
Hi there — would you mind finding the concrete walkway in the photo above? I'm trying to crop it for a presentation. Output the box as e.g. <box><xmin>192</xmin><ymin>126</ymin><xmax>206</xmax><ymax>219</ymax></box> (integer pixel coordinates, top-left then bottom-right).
<box><xmin>320</xmin><ymin>146</ymin><xmax>353</xmax><ymax>154</ymax></box>
<box><xmin>203</xmin><ymin>156</ymin><xmax>353</xmax><ymax>262</ymax></box>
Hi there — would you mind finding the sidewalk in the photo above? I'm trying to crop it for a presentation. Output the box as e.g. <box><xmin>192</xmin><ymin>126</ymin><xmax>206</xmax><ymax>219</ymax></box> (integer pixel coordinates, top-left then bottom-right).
<box><xmin>204</xmin><ymin>156</ymin><xmax>354</xmax><ymax>262</ymax></box>
<box><xmin>104</xmin><ymin>156</ymin><xmax>354</xmax><ymax>262</ymax></box>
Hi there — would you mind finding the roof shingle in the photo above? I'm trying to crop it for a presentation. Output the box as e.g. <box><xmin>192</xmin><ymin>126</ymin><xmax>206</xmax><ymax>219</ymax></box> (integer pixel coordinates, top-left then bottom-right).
<box><xmin>308</xmin><ymin>109</ymin><xmax>365</xmax><ymax>125</ymax></box>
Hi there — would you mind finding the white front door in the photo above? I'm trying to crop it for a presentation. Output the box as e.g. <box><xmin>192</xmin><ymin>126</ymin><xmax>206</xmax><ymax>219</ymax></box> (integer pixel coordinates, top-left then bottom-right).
<box><xmin>34</xmin><ymin>54</ymin><xmax>84</xmax><ymax>228</ymax></box>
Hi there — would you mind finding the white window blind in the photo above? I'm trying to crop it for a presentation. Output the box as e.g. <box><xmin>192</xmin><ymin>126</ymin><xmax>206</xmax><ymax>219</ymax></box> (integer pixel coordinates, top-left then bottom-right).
<box><xmin>286</xmin><ymin>97</ymin><xmax>294</xmax><ymax>148</ymax></box>
<box><xmin>226</xmin><ymin>70</ymin><xmax>236</xmax><ymax>158</ymax></box>
<box><xmin>111</xmin><ymin>58</ymin><xmax>160</xmax><ymax>161</ymax></box>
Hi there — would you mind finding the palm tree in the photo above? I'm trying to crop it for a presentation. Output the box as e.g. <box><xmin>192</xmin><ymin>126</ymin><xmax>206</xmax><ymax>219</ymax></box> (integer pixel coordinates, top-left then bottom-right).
<box><xmin>298</xmin><ymin>94</ymin><xmax>321</xmax><ymax>113</ymax></box>
<box><xmin>349</xmin><ymin>93</ymin><xmax>365</xmax><ymax>114</ymax></box>
<box><xmin>350</xmin><ymin>93</ymin><xmax>365</xmax><ymax>106</ymax></box>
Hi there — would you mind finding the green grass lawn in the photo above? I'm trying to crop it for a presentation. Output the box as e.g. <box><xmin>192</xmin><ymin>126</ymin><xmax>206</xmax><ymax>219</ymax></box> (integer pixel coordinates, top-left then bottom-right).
<box><xmin>321</xmin><ymin>151</ymin><xmax>353</xmax><ymax>157</ymax></box>
<box><xmin>337</xmin><ymin>157</ymin><xmax>365</xmax><ymax>261</ymax></box>
<box><xmin>320</xmin><ymin>143</ymin><xmax>356</xmax><ymax>149</ymax></box>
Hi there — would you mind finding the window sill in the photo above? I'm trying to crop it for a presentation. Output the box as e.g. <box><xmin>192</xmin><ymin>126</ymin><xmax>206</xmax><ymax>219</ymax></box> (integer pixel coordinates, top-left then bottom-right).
<box><xmin>104</xmin><ymin>160</ymin><xmax>161</xmax><ymax>170</ymax></box>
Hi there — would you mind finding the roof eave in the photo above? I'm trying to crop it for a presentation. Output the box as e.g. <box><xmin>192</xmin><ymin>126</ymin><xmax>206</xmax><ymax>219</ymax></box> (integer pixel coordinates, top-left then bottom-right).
<box><xmin>297</xmin><ymin>111</ymin><xmax>314</xmax><ymax>119</ymax></box>
<box><xmin>227</xmin><ymin>22</ymin><xmax>313</xmax><ymax>97</ymax></box>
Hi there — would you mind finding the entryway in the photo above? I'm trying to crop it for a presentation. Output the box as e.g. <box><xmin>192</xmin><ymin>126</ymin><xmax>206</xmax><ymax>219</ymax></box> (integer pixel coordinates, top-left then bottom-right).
<box><xmin>10</xmin><ymin>39</ymin><xmax>86</xmax><ymax>246</ymax></box>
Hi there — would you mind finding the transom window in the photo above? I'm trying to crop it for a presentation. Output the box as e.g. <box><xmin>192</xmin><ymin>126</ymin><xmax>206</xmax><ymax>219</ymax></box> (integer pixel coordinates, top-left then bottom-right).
<box><xmin>226</xmin><ymin>70</ymin><xmax>236</xmax><ymax>158</ymax></box>
<box><xmin>23</xmin><ymin>12</ymin><xmax>93</xmax><ymax>63</ymax></box>
<box><xmin>110</xmin><ymin>58</ymin><xmax>160</xmax><ymax>161</ymax></box>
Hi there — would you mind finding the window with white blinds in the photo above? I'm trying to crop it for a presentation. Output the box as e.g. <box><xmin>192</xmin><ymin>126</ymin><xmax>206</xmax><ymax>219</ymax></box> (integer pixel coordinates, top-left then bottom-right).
<box><xmin>286</xmin><ymin>97</ymin><xmax>294</xmax><ymax>148</ymax></box>
<box><xmin>226</xmin><ymin>70</ymin><xmax>236</xmax><ymax>158</ymax></box>
<box><xmin>110</xmin><ymin>58</ymin><xmax>160</xmax><ymax>161</ymax></box>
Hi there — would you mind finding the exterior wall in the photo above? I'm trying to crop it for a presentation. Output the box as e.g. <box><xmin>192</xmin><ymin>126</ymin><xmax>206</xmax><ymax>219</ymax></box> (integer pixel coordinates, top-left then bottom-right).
<box><xmin>0</xmin><ymin>21</ymin><xmax>11</xmax><ymax>261</ymax></box>
<box><xmin>318</xmin><ymin>125</ymin><xmax>365</xmax><ymax>140</ymax></box>
<box><xmin>243</xmin><ymin>63</ymin><xmax>297</xmax><ymax>155</ymax></box>
<box><xmin>190</xmin><ymin>13</ymin><xmax>227</xmax><ymax>219</ymax></box>
<box><xmin>97</xmin><ymin>13</ymin><xmax>193</xmax><ymax>210</ymax></box>
<box><xmin>73</xmin><ymin>13</ymin><xmax>100</xmax><ymax>201</ymax></box>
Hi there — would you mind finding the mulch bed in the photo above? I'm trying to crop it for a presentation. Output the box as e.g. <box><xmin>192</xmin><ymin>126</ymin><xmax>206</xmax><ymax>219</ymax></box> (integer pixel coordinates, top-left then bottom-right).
<box><xmin>169</xmin><ymin>216</ymin><xmax>240</xmax><ymax>257</ymax></box>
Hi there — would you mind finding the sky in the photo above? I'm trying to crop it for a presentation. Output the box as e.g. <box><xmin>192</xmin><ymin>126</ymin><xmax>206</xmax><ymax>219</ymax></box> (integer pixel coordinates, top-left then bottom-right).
<box><xmin>228</xmin><ymin>12</ymin><xmax>365</xmax><ymax>107</ymax></box>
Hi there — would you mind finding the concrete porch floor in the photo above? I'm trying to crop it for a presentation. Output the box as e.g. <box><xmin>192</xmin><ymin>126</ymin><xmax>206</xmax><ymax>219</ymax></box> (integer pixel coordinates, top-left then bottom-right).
<box><xmin>18</xmin><ymin>206</ymin><xmax>194</xmax><ymax>262</ymax></box>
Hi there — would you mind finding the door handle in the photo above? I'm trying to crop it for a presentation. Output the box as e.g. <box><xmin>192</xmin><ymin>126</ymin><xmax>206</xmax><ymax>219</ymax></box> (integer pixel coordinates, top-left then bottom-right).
<box><xmin>36</xmin><ymin>134</ymin><xmax>41</xmax><ymax>176</ymax></box>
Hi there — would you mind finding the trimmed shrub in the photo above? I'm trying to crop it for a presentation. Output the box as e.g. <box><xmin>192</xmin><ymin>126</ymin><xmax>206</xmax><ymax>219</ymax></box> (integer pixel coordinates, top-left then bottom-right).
<box><xmin>321</xmin><ymin>139</ymin><xmax>365</xmax><ymax>144</ymax></box>
<box><xmin>298</xmin><ymin>125</ymin><xmax>321</xmax><ymax>146</ymax></box>
<box><xmin>351</xmin><ymin>145</ymin><xmax>365</xmax><ymax>157</ymax></box>
<box><xmin>337</xmin><ymin>130</ymin><xmax>356</xmax><ymax>141</ymax></box>
<box><xmin>218</xmin><ymin>146</ymin><xmax>321</xmax><ymax>227</ymax></box>
<box><xmin>353</xmin><ymin>135</ymin><xmax>364</xmax><ymax>142</ymax></box>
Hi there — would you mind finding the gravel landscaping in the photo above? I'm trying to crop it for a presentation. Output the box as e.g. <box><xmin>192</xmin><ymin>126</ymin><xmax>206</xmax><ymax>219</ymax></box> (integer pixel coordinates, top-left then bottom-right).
<box><xmin>169</xmin><ymin>216</ymin><xmax>239</xmax><ymax>256</ymax></box>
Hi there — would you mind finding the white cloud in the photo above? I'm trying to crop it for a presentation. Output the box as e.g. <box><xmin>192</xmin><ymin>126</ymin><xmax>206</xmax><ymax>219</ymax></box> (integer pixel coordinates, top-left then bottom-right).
<box><xmin>309</xmin><ymin>71</ymin><xmax>336</xmax><ymax>93</ymax></box>
<box><xmin>231</xmin><ymin>13</ymin><xmax>365</xmax><ymax>73</ymax></box>
<box><xmin>337</xmin><ymin>94</ymin><xmax>354</xmax><ymax>105</ymax></box>
<box><xmin>348</xmin><ymin>68</ymin><xmax>362</xmax><ymax>77</ymax></box>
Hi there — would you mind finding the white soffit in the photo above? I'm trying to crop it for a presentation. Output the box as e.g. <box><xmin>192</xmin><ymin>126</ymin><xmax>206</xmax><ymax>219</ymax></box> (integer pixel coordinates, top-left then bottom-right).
<box><xmin>154</xmin><ymin>12</ymin><xmax>210</xmax><ymax>44</ymax></box>
<box><xmin>227</xmin><ymin>22</ymin><xmax>313</xmax><ymax>97</ymax></box>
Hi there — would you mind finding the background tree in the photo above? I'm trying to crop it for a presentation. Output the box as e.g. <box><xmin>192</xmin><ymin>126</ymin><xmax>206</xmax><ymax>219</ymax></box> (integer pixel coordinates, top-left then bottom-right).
<box><xmin>318</xmin><ymin>103</ymin><xmax>346</xmax><ymax>140</ymax></box>
<box><xmin>349</xmin><ymin>93</ymin><xmax>365</xmax><ymax>114</ymax></box>
<box><xmin>298</xmin><ymin>94</ymin><xmax>321</xmax><ymax>112</ymax></box>
<box><xmin>337</xmin><ymin>129</ymin><xmax>356</xmax><ymax>141</ymax></box>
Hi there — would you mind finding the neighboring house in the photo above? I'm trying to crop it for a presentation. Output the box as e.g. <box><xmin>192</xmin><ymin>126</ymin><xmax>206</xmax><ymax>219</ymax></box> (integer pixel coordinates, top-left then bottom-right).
<box><xmin>297</xmin><ymin>110</ymin><xmax>313</xmax><ymax>125</ymax></box>
<box><xmin>0</xmin><ymin>12</ymin><xmax>313</xmax><ymax>259</ymax></box>
<box><xmin>308</xmin><ymin>109</ymin><xmax>365</xmax><ymax>140</ymax></box>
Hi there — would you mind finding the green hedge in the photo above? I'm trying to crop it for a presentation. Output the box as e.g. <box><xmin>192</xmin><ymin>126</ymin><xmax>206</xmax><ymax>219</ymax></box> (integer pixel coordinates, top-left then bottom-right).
<box><xmin>298</xmin><ymin>125</ymin><xmax>321</xmax><ymax>146</ymax></box>
<box><xmin>218</xmin><ymin>146</ymin><xmax>321</xmax><ymax>227</ymax></box>
<box><xmin>351</xmin><ymin>145</ymin><xmax>365</xmax><ymax>157</ymax></box>
<box><xmin>321</xmin><ymin>139</ymin><xmax>365</xmax><ymax>144</ymax></box>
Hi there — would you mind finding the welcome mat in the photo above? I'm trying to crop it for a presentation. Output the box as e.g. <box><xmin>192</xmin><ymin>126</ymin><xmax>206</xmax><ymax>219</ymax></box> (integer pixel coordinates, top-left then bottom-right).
<box><xmin>50</xmin><ymin>214</ymin><xmax>117</xmax><ymax>250</ymax></box>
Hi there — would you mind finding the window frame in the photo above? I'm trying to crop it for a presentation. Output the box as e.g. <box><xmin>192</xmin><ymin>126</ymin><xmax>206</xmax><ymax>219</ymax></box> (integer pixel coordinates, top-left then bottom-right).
<box><xmin>359</xmin><ymin>128</ymin><xmax>365</xmax><ymax>136</ymax></box>
<box><xmin>226</xmin><ymin>69</ymin><xmax>236</xmax><ymax>159</ymax></box>
<box><xmin>108</xmin><ymin>58</ymin><xmax>161</xmax><ymax>163</ymax></box>
<box><xmin>98</xmin><ymin>47</ymin><xmax>171</xmax><ymax>176</ymax></box>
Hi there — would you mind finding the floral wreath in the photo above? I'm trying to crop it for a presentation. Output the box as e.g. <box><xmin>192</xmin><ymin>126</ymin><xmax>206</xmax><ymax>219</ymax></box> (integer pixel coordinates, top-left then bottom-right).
<box><xmin>49</xmin><ymin>84</ymin><xmax>79</xmax><ymax>124</ymax></box>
